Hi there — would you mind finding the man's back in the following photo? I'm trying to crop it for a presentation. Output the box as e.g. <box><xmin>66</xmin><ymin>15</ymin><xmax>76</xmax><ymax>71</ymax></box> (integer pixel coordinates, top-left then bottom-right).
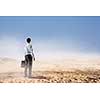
<box><xmin>25</xmin><ymin>43</ymin><xmax>33</xmax><ymax>55</ymax></box>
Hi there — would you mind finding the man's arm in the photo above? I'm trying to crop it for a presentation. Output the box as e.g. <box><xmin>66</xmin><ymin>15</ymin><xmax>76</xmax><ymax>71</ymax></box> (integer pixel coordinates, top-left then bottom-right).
<box><xmin>32</xmin><ymin>52</ymin><xmax>35</xmax><ymax>61</ymax></box>
<box><xmin>31</xmin><ymin>45</ymin><xmax>35</xmax><ymax>61</ymax></box>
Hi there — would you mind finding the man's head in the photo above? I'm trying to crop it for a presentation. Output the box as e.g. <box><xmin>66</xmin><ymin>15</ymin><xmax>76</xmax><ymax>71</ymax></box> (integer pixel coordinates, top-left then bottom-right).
<box><xmin>26</xmin><ymin>38</ymin><xmax>31</xmax><ymax>43</ymax></box>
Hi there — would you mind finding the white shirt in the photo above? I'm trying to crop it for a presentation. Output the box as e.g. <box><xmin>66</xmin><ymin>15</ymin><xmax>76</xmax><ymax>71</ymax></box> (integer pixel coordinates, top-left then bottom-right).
<box><xmin>25</xmin><ymin>43</ymin><xmax>34</xmax><ymax>56</ymax></box>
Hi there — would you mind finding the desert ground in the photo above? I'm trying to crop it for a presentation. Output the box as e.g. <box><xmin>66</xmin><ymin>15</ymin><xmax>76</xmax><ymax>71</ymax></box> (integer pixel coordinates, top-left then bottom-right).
<box><xmin>0</xmin><ymin>56</ymin><xmax>100</xmax><ymax>83</ymax></box>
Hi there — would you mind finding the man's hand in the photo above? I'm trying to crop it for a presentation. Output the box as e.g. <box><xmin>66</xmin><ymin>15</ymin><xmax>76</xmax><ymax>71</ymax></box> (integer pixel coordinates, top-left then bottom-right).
<box><xmin>33</xmin><ymin>57</ymin><xmax>35</xmax><ymax>61</ymax></box>
<box><xmin>32</xmin><ymin>53</ymin><xmax>35</xmax><ymax>61</ymax></box>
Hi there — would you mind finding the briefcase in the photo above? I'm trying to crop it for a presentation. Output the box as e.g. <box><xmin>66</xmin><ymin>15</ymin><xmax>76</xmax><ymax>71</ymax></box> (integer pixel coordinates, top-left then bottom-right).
<box><xmin>21</xmin><ymin>60</ymin><xmax>25</xmax><ymax>68</ymax></box>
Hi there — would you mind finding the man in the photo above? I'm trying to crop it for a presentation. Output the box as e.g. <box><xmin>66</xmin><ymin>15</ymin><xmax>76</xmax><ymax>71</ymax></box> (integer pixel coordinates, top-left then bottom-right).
<box><xmin>24</xmin><ymin>37</ymin><xmax>35</xmax><ymax>78</ymax></box>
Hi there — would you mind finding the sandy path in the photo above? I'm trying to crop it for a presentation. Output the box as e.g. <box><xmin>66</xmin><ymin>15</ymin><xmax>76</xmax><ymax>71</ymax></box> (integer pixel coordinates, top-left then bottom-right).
<box><xmin>0</xmin><ymin>70</ymin><xmax>100</xmax><ymax>83</ymax></box>
<box><xmin>0</xmin><ymin>57</ymin><xmax>100</xmax><ymax>83</ymax></box>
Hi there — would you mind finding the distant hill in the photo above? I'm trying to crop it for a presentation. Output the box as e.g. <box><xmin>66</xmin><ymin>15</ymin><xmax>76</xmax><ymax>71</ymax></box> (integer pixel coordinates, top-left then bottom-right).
<box><xmin>0</xmin><ymin>57</ymin><xmax>22</xmax><ymax>73</ymax></box>
<box><xmin>0</xmin><ymin>57</ymin><xmax>17</xmax><ymax>63</ymax></box>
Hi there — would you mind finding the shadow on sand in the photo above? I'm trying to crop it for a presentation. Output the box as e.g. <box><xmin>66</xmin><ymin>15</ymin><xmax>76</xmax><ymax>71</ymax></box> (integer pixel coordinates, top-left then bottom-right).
<box><xmin>29</xmin><ymin>76</ymin><xmax>47</xmax><ymax>79</ymax></box>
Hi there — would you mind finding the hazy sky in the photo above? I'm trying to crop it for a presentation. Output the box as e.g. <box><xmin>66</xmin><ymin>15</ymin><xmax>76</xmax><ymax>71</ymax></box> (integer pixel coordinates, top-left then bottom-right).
<box><xmin>0</xmin><ymin>16</ymin><xmax>100</xmax><ymax>59</ymax></box>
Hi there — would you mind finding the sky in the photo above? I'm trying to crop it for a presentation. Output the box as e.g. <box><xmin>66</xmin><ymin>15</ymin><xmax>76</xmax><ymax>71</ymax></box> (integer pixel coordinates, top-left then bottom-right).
<box><xmin>0</xmin><ymin>16</ymin><xmax>100</xmax><ymax>59</ymax></box>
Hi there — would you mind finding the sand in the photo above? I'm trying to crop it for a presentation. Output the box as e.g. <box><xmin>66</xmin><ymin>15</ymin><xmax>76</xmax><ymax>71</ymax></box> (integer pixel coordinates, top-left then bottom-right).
<box><xmin>0</xmin><ymin>57</ymin><xmax>100</xmax><ymax>83</ymax></box>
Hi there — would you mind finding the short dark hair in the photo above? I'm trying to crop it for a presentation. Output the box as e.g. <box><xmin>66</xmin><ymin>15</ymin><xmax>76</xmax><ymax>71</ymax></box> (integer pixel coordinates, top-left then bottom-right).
<box><xmin>26</xmin><ymin>38</ymin><xmax>31</xmax><ymax>43</ymax></box>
